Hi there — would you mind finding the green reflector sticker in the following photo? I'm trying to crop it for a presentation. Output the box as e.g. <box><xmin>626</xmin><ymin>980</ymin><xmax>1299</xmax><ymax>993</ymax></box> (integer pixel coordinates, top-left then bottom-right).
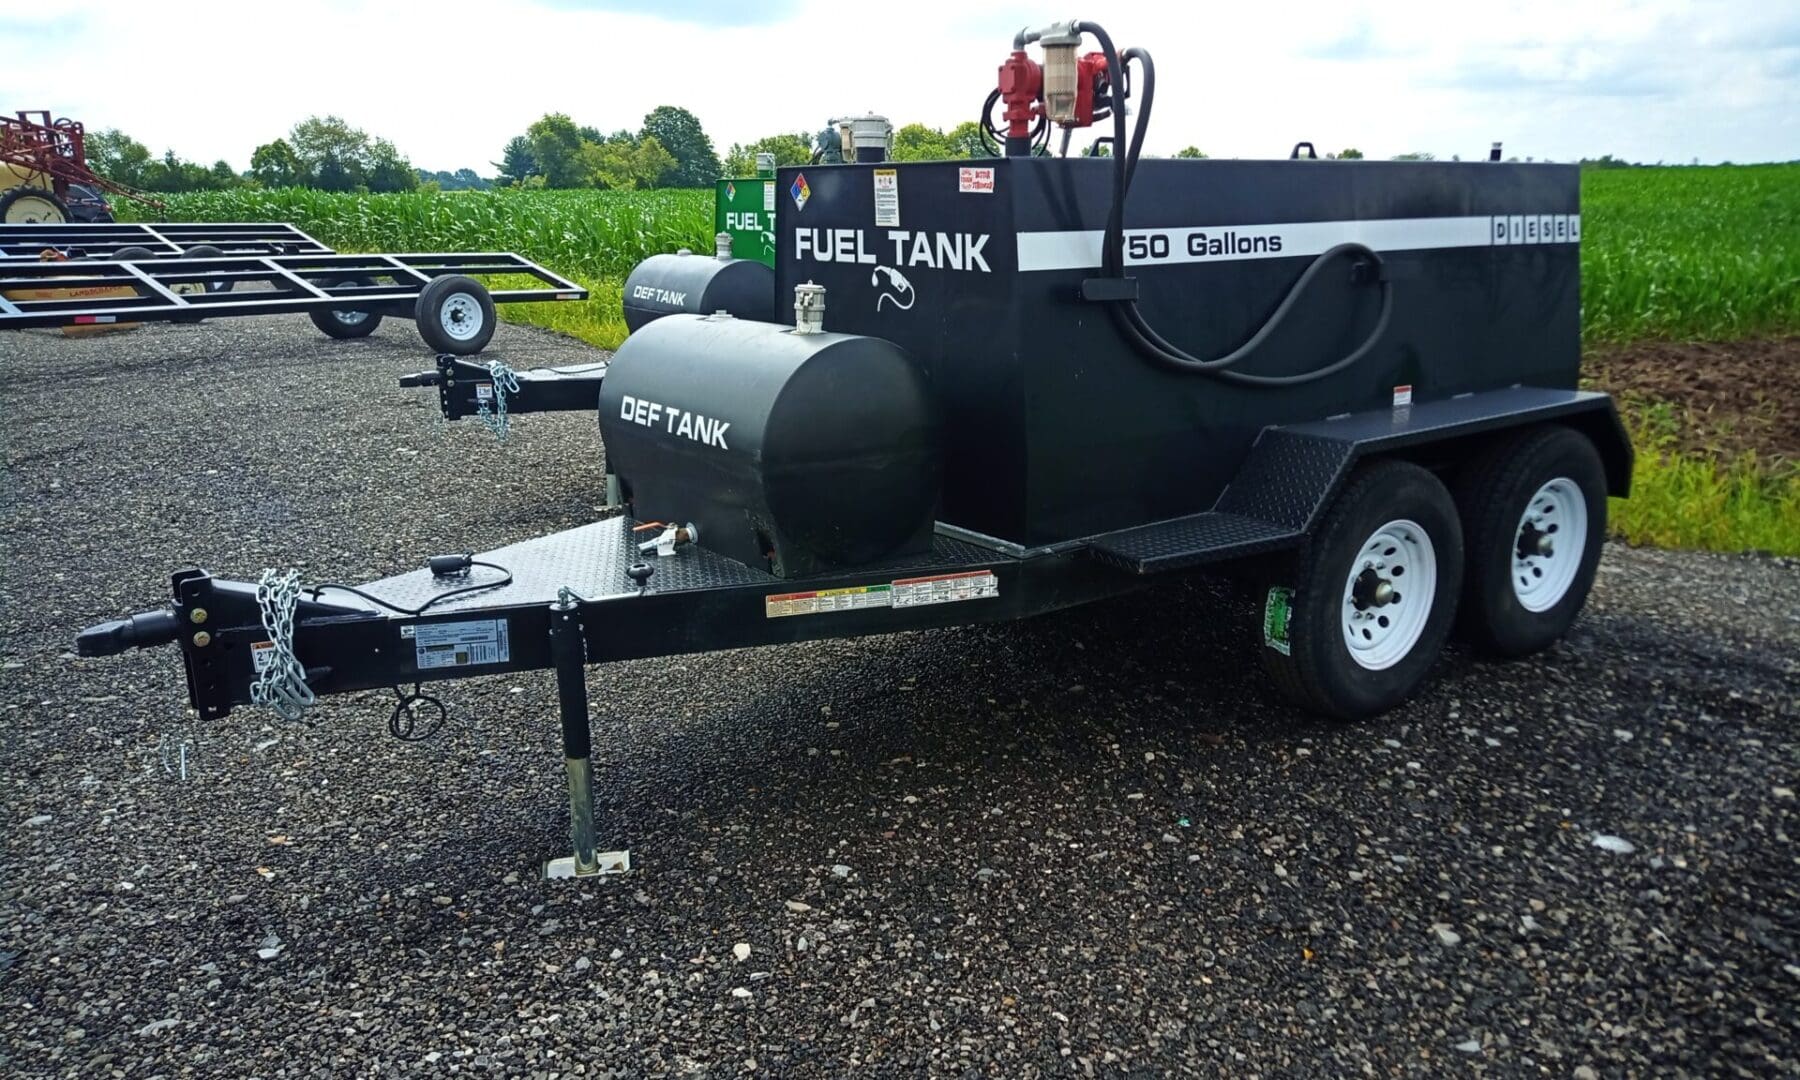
<box><xmin>1263</xmin><ymin>586</ymin><xmax>1294</xmax><ymax>656</ymax></box>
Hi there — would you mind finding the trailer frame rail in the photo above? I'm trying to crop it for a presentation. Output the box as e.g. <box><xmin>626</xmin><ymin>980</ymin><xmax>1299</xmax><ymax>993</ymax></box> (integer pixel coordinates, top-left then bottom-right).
<box><xmin>0</xmin><ymin>222</ymin><xmax>333</xmax><ymax>261</ymax></box>
<box><xmin>0</xmin><ymin>250</ymin><xmax>587</xmax><ymax>328</ymax></box>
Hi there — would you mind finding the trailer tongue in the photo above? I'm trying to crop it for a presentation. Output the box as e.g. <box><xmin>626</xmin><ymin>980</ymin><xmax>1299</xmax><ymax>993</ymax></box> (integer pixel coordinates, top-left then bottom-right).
<box><xmin>75</xmin><ymin>18</ymin><xmax>1630</xmax><ymax>881</ymax></box>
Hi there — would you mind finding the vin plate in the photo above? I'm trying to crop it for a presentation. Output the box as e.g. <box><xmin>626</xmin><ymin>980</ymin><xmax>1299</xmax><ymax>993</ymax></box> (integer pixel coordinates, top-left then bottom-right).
<box><xmin>411</xmin><ymin>619</ymin><xmax>511</xmax><ymax>670</ymax></box>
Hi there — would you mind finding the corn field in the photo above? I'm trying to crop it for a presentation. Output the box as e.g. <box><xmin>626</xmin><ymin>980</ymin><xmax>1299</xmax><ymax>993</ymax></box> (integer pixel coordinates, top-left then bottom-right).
<box><xmin>1581</xmin><ymin>163</ymin><xmax>1800</xmax><ymax>342</ymax></box>
<box><xmin>127</xmin><ymin>163</ymin><xmax>1800</xmax><ymax>347</ymax></box>
<box><xmin>125</xmin><ymin>188</ymin><xmax>715</xmax><ymax>285</ymax></box>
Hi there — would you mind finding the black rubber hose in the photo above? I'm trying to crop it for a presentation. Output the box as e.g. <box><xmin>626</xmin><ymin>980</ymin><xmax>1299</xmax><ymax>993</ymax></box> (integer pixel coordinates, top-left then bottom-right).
<box><xmin>1077</xmin><ymin>22</ymin><xmax>1130</xmax><ymax>275</ymax></box>
<box><xmin>1120</xmin><ymin>47</ymin><xmax>1154</xmax><ymax>194</ymax></box>
<box><xmin>1078</xmin><ymin>25</ymin><xmax>1391</xmax><ymax>386</ymax></box>
<box><xmin>1121</xmin><ymin>247</ymin><xmax>1395</xmax><ymax>385</ymax></box>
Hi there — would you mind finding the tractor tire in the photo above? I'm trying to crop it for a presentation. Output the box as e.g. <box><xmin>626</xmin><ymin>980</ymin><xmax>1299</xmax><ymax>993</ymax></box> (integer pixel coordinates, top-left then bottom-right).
<box><xmin>1259</xmin><ymin>460</ymin><xmax>1464</xmax><ymax>720</ymax></box>
<box><xmin>310</xmin><ymin>277</ymin><xmax>384</xmax><ymax>339</ymax></box>
<box><xmin>0</xmin><ymin>187</ymin><xmax>68</xmax><ymax>224</ymax></box>
<box><xmin>1453</xmin><ymin>426</ymin><xmax>1607</xmax><ymax>657</ymax></box>
<box><xmin>415</xmin><ymin>275</ymin><xmax>496</xmax><ymax>355</ymax></box>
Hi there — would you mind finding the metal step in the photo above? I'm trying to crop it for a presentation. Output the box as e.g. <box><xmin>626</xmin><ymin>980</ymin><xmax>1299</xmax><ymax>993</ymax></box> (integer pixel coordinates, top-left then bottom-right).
<box><xmin>1085</xmin><ymin>511</ymin><xmax>1301</xmax><ymax>574</ymax></box>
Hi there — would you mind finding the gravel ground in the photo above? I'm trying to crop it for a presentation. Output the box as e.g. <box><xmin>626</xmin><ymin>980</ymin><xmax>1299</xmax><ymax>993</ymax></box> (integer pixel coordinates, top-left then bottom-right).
<box><xmin>3</xmin><ymin>317</ymin><xmax>1797</xmax><ymax>1078</ymax></box>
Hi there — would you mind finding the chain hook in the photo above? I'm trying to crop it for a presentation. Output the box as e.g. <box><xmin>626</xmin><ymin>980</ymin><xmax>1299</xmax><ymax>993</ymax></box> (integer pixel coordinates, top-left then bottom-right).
<box><xmin>250</xmin><ymin>569</ymin><xmax>316</xmax><ymax>723</ymax></box>
<box><xmin>477</xmin><ymin>360</ymin><xmax>521</xmax><ymax>443</ymax></box>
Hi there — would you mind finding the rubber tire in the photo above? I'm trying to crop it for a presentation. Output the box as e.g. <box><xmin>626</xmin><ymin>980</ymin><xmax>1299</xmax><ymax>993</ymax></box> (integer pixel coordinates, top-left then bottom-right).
<box><xmin>0</xmin><ymin>186</ymin><xmax>68</xmax><ymax>224</ymax></box>
<box><xmin>112</xmin><ymin>245</ymin><xmax>157</xmax><ymax>261</ymax></box>
<box><xmin>183</xmin><ymin>244</ymin><xmax>233</xmax><ymax>293</ymax></box>
<box><xmin>1453</xmin><ymin>425</ymin><xmax>1607</xmax><ymax>657</ymax></box>
<box><xmin>415</xmin><ymin>274</ymin><xmax>496</xmax><ymax>355</ymax></box>
<box><xmin>1260</xmin><ymin>460</ymin><xmax>1464</xmax><ymax>720</ymax></box>
<box><xmin>309</xmin><ymin>276</ymin><xmax>383</xmax><ymax>339</ymax></box>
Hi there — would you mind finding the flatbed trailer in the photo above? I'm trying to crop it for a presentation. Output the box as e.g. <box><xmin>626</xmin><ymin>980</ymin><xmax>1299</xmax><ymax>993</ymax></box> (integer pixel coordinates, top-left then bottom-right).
<box><xmin>77</xmin><ymin>380</ymin><xmax>1627</xmax><ymax>876</ymax></box>
<box><xmin>0</xmin><ymin>241</ymin><xmax>588</xmax><ymax>354</ymax></box>
<box><xmin>0</xmin><ymin>221</ymin><xmax>332</xmax><ymax>260</ymax></box>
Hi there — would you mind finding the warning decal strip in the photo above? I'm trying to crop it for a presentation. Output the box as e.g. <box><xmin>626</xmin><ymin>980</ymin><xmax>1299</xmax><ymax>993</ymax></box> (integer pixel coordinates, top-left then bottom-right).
<box><xmin>765</xmin><ymin>570</ymin><xmax>1000</xmax><ymax>618</ymax></box>
<box><xmin>1015</xmin><ymin>213</ymin><xmax>1580</xmax><ymax>272</ymax></box>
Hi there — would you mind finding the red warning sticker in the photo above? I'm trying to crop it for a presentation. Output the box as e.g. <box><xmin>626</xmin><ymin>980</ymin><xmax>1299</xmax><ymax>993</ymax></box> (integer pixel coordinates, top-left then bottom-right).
<box><xmin>1392</xmin><ymin>384</ymin><xmax>1414</xmax><ymax>407</ymax></box>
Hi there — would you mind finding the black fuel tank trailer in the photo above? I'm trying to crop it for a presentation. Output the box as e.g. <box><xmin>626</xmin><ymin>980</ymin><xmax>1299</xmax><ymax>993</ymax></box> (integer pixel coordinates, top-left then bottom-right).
<box><xmin>78</xmin><ymin>19</ymin><xmax>1631</xmax><ymax>882</ymax></box>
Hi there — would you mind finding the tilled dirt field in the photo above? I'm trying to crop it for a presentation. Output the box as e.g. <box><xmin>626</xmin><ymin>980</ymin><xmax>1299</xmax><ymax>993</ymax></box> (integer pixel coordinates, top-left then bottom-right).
<box><xmin>1587</xmin><ymin>336</ymin><xmax>1800</xmax><ymax>461</ymax></box>
<box><xmin>3</xmin><ymin>318</ymin><xmax>1798</xmax><ymax>1078</ymax></box>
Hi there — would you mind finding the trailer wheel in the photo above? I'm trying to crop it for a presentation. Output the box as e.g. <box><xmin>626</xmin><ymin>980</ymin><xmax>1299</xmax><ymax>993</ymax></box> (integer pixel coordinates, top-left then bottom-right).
<box><xmin>415</xmin><ymin>275</ymin><xmax>495</xmax><ymax>355</ymax></box>
<box><xmin>112</xmin><ymin>246</ymin><xmax>157</xmax><ymax>261</ymax></box>
<box><xmin>309</xmin><ymin>276</ymin><xmax>383</xmax><ymax>339</ymax></box>
<box><xmin>166</xmin><ymin>244</ymin><xmax>227</xmax><ymax>321</ymax></box>
<box><xmin>183</xmin><ymin>245</ymin><xmax>234</xmax><ymax>293</ymax></box>
<box><xmin>1453</xmin><ymin>426</ymin><xmax>1607</xmax><ymax>657</ymax></box>
<box><xmin>0</xmin><ymin>186</ymin><xmax>68</xmax><ymax>224</ymax></box>
<box><xmin>1260</xmin><ymin>460</ymin><xmax>1463</xmax><ymax>719</ymax></box>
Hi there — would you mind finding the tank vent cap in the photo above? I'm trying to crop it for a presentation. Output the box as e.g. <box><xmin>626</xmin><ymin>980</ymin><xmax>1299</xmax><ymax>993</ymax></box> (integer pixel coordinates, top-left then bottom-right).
<box><xmin>715</xmin><ymin>232</ymin><xmax>734</xmax><ymax>260</ymax></box>
<box><xmin>793</xmin><ymin>282</ymin><xmax>826</xmax><ymax>335</ymax></box>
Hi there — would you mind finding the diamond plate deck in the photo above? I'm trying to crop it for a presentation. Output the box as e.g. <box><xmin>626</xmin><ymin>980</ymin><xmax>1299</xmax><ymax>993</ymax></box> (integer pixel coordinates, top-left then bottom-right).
<box><xmin>1214</xmin><ymin>430</ymin><xmax>1356</xmax><ymax>532</ymax></box>
<box><xmin>1085</xmin><ymin>512</ymin><xmax>1300</xmax><ymax>574</ymax></box>
<box><xmin>344</xmin><ymin>519</ymin><xmax>1006</xmax><ymax>614</ymax></box>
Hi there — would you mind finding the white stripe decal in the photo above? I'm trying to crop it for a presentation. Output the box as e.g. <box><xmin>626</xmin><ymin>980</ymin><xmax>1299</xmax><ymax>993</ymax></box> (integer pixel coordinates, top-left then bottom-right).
<box><xmin>1015</xmin><ymin>214</ymin><xmax>1580</xmax><ymax>272</ymax></box>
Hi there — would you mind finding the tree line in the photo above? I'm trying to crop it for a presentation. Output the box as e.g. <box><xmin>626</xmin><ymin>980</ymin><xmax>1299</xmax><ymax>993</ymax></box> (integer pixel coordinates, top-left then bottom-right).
<box><xmin>85</xmin><ymin>104</ymin><xmax>1649</xmax><ymax>198</ymax></box>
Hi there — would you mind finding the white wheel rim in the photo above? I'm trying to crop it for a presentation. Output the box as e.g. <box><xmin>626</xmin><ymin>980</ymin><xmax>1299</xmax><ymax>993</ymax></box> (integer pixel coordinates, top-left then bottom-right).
<box><xmin>334</xmin><ymin>309</ymin><xmax>370</xmax><ymax>325</ymax></box>
<box><xmin>1511</xmin><ymin>477</ymin><xmax>1586</xmax><ymax>613</ymax></box>
<box><xmin>6</xmin><ymin>195</ymin><xmax>62</xmax><ymax>223</ymax></box>
<box><xmin>440</xmin><ymin>293</ymin><xmax>483</xmax><ymax>340</ymax></box>
<box><xmin>1341</xmin><ymin>518</ymin><xmax>1438</xmax><ymax>671</ymax></box>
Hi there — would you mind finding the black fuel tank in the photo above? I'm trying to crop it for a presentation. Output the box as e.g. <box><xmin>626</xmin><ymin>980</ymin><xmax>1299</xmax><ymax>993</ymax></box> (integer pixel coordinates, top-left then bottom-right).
<box><xmin>621</xmin><ymin>250</ymin><xmax>775</xmax><ymax>331</ymax></box>
<box><xmin>598</xmin><ymin>314</ymin><xmax>940</xmax><ymax>577</ymax></box>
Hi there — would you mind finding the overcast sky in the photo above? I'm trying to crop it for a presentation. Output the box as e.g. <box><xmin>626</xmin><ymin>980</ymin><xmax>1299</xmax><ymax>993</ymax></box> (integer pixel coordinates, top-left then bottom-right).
<box><xmin>3</xmin><ymin>0</ymin><xmax>1796</xmax><ymax>173</ymax></box>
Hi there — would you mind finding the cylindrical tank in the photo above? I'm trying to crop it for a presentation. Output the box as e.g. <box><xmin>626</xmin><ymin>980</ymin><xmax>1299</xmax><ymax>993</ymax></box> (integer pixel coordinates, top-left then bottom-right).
<box><xmin>620</xmin><ymin>249</ymin><xmax>774</xmax><ymax>332</ymax></box>
<box><xmin>598</xmin><ymin>314</ymin><xmax>941</xmax><ymax>577</ymax></box>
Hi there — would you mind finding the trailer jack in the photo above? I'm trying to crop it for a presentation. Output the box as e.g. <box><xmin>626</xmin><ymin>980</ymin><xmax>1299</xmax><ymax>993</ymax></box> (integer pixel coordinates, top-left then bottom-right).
<box><xmin>544</xmin><ymin>593</ymin><xmax>630</xmax><ymax>879</ymax></box>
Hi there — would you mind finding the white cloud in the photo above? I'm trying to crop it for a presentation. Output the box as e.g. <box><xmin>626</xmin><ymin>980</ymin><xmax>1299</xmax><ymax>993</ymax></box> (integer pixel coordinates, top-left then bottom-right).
<box><xmin>0</xmin><ymin>0</ymin><xmax>1793</xmax><ymax>170</ymax></box>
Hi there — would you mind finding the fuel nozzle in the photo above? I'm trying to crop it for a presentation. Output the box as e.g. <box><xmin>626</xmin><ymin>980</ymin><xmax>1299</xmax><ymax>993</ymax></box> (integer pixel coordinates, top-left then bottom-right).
<box><xmin>638</xmin><ymin>522</ymin><xmax>699</xmax><ymax>558</ymax></box>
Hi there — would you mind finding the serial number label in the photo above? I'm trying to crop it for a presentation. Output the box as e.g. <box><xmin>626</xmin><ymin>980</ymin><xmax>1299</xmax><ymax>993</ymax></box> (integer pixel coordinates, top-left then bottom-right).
<box><xmin>765</xmin><ymin>571</ymin><xmax>999</xmax><ymax>618</ymax></box>
<box><xmin>411</xmin><ymin>619</ymin><xmax>511</xmax><ymax>670</ymax></box>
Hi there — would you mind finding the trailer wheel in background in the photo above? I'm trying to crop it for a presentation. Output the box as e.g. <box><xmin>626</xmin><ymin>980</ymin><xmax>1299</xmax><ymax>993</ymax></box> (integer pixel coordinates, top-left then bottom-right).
<box><xmin>182</xmin><ymin>245</ymin><xmax>234</xmax><ymax>293</ymax></box>
<box><xmin>1453</xmin><ymin>426</ymin><xmax>1607</xmax><ymax>657</ymax></box>
<box><xmin>415</xmin><ymin>275</ymin><xmax>495</xmax><ymax>355</ymax></box>
<box><xmin>112</xmin><ymin>246</ymin><xmax>156</xmax><ymax>261</ymax></box>
<box><xmin>1260</xmin><ymin>460</ymin><xmax>1464</xmax><ymax>720</ymax></box>
<box><xmin>309</xmin><ymin>276</ymin><xmax>383</xmax><ymax>339</ymax></box>
<box><xmin>166</xmin><ymin>244</ymin><xmax>230</xmax><ymax>322</ymax></box>
<box><xmin>0</xmin><ymin>186</ymin><xmax>68</xmax><ymax>224</ymax></box>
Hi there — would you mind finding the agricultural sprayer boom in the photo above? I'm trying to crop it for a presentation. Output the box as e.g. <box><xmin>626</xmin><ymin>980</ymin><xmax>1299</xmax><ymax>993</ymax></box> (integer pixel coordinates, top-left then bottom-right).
<box><xmin>1</xmin><ymin>111</ymin><xmax>164</xmax><ymax>218</ymax></box>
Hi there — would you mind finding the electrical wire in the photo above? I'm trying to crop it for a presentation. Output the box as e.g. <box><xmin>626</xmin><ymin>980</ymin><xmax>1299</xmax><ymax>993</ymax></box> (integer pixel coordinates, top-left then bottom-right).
<box><xmin>307</xmin><ymin>559</ymin><xmax>514</xmax><ymax>616</ymax></box>
<box><xmin>388</xmin><ymin>683</ymin><xmax>447</xmax><ymax>741</ymax></box>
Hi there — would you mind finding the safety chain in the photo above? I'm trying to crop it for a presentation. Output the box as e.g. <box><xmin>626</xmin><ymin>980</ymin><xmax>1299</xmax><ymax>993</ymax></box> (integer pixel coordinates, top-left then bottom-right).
<box><xmin>477</xmin><ymin>360</ymin><xmax>521</xmax><ymax>443</ymax></box>
<box><xmin>250</xmin><ymin>569</ymin><xmax>316</xmax><ymax>723</ymax></box>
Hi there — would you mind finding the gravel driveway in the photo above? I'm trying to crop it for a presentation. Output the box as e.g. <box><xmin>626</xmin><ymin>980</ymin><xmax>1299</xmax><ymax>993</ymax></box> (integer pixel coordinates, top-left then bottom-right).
<box><xmin>3</xmin><ymin>317</ymin><xmax>1797</xmax><ymax>1077</ymax></box>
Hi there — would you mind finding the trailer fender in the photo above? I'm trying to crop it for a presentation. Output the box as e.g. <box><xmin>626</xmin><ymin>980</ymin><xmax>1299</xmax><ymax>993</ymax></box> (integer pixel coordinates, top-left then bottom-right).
<box><xmin>1087</xmin><ymin>387</ymin><xmax>1630</xmax><ymax>576</ymax></box>
<box><xmin>1225</xmin><ymin>387</ymin><xmax>1631</xmax><ymax>535</ymax></box>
